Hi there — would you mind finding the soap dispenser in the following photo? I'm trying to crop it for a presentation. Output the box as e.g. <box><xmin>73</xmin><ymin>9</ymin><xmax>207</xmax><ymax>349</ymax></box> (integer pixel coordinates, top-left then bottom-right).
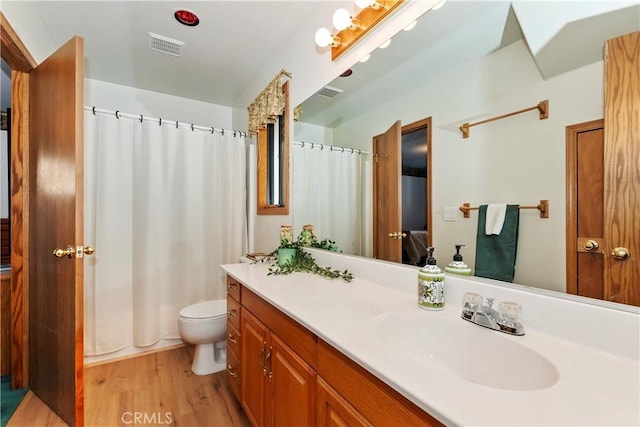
<box><xmin>445</xmin><ymin>244</ymin><xmax>472</xmax><ymax>276</ymax></box>
<box><xmin>418</xmin><ymin>247</ymin><xmax>445</xmax><ymax>310</ymax></box>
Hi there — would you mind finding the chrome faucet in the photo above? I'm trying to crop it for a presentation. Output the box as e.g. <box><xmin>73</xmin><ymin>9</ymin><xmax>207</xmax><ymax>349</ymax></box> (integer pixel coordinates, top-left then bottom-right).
<box><xmin>461</xmin><ymin>296</ymin><xmax>525</xmax><ymax>336</ymax></box>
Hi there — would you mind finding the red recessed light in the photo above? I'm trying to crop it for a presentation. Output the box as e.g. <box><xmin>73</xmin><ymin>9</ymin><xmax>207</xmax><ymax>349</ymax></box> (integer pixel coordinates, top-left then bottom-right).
<box><xmin>175</xmin><ymin>10</ymin><xmax>199</xmax><ymax>27</ymax></box>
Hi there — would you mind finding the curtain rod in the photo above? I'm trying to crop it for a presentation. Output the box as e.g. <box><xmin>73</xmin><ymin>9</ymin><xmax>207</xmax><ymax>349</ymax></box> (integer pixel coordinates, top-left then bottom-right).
<box><xmin>84</xmin><ymin>106</ymin><xmax>249</xmax><ymax>138</ymax></box>
<box><xmin>293</xmin><ymin>140</ymin><xmax>371</xmax><ymax>155</ymax></box>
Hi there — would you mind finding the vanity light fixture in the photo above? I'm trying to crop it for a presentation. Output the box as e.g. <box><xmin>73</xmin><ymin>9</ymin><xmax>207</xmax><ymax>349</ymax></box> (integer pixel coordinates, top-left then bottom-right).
<box><xmin>315</xmin><ymin>28</ymin><xmax>341</xmax><ymax>48</ymax></box>
<box><xmin>333</xmin><ymin>8</ymin><xmax>361</xmax><ymax>31</ymax></box>
<box><xmin>379</xmin><ymin>39</ymin><xmax>392</xmax><ymax>49</ymax></box>
<box><xmin>355</xmin><ymin>0</ymin><xmax>385</xmax><ymax>10</ymax></box>
<box><xmin>315</xmin><ymin>0</ymin><xmax>404</xmax><ymax>61</ymax></box>
<box><xmin>359</xmin><ymin>54</ymin><xmax>371</xmax><ymax>63</ymax></box>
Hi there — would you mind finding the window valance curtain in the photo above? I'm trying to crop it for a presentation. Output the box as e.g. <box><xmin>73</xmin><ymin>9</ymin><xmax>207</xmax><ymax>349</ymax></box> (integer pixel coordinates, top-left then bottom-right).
<box><xmin>248</xmin><ymin>69</ymin><xmax>291</xmax><ymax>136</ymax></box>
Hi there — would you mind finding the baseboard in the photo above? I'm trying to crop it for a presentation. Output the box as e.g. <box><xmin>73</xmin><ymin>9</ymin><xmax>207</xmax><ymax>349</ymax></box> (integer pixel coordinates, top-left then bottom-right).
<box><xmin>84</xmin><ymin>339</ymin><xmax>188</xmax><ymax>368</ymax></box>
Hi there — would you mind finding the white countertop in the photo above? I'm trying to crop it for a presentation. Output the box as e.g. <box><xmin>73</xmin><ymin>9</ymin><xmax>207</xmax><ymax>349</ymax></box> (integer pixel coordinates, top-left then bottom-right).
<box><xmin>221</xmin><ymin>253</ymin><xmax>639</xmax><ymax>426</ymax></box>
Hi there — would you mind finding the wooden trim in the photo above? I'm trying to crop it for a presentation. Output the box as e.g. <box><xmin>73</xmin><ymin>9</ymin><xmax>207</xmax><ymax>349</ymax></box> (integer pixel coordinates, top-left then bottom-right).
<box><xmin>402</xmin><ymin>117</ymin><xmax>432</xmax><ymax>248</ymax></box>
<box><xmin>565</xmin><ymin>119</ymin><xmax>604</xmax><ymax>296</ymax></box>
<box><xmin>604</xmin><ymin>31</ymin><xmax>640</xmax><ymax>306</ymax></box>
<box><xmin>10</xmin><ymin>69</ymin><xmax>29</xmax><ymax>389</ymax></box>
<box><xmin>257</xmin><ymin>82</ymin><xmax>289</xmax><ymax>215</ymax></box>
<box><xmin>0</xmin><ymin>12</ymin><xmax>36</xmax><ymax>72</ymax></box>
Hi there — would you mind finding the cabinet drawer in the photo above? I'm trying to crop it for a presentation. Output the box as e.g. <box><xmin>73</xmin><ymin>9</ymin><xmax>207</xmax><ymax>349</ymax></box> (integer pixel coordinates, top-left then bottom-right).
<box><xmin>226</xmin><ymin>276</ymin><xmax>241</xmax><ymax>302</ymax></box>
<box><xmin>317</xmin><ymin>339</ymin><xmax>442</xmax><ymax>426</ymax></box>
<box><xmin>226</xmin><ymin>347</ymin><xmax>241</xmax><ymax>400</ymax></box>
<box><xmin>227</xmin><ymin>295</ymin><xmax>241</xmax><ymax>331</ymax></box>
<box><xmin>226</xmin><ymin>320</ymin><xmax>241</xmax><ymax>360</ymax></box>
<box><xmin>242</xmin><ymin>287</ymin><xmax>317</xmax><ymax>369</ymax></box>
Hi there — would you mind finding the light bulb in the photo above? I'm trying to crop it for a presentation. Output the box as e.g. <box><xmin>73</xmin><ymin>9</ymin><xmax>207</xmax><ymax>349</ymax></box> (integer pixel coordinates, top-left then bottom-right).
<box><xmin>355</xmin><ymin>0</ymin><xmax>375</xmax><ymax>8</ymax></box>
<box><xmin>432</xmin><ymin>0</ymin><xmax>446</xmax><ymax>10</ymax></box>
<box><xmin>359</xmin><ymin>54</ymin><xmax>370</xmax><ymax>63</ymax></box>
<box><xmin>315</xmin><ymin>28</ymin><xmax>333</xmax><ymax>48</ymax></box>
<box><xmin>403</xmin><ymin>20</ymin><xmax>417</xmax><ymax>31</ymax></box>
<box><xmin>332</xmin><ymin>8</ymin><xmax>352</xmax><ymax>31</ymax></box>
<box><xmin>379</xmin><ymin>39</ymin><xmax>391</xmax><ymax>49</ymax></box>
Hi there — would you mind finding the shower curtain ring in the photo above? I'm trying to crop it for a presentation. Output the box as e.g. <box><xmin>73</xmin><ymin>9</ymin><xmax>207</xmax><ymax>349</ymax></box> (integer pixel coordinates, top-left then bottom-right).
<box><xmin>341</xmin><ymin>147</ymin><xmax>345</xmax><ymax>153</ymax></box>
<box><xmin>301</xmin><ymin>141</ymin><xmax>305</xmax><ymax>148</ymax></box>
<box><xmin>320</xmin><ymin>144</ymin><xmax>324</xmax><ymax>150</ymax></box>
<box><xmin>358</xmin><ymin>149</ymin><xmax>362</xmax><ymax>155</ymax></box>
<box><xmin>234</xmin><ymin>131</ymin><xmax>237</xmax><ymax>137</ymax></box>
<box><xmin>139</xmin><ymin>114</ymin><xmax>143</xmax><ymax>123</ymax></box>
<box><xmin>92</xmin><ymin>106</ymin><xmax>96</xmax><ymax>115</ymax></box>
<box><xmin>191</xmin><ymin>124</ymin><xmax>195</xmax><ymax>131</ymax></box>
<box><xmin>311</xmin><ymin>143</ymin><xmax>315</xmax><ymax>149</ymax></box>
<box><xmin>176</xmin><ymin>121</ymin><xmax>179</xmax><ymax>129</ymax></box>
<box><xmin>115</xmin><ymin>110</ymin><xmax>120</xmax><ymax>119</ymax></box>
<box><xmin>159</xmin><ymin>118</ymin><xmax>162</xmax><ymax>126</ymax></box>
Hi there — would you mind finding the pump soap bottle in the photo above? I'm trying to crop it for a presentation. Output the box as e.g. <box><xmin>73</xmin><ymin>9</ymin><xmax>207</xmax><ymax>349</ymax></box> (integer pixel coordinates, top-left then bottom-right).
<box><xmin>418</xmin><ymin>247</ymin><xmax>445</xmax><ymax>310</ymax></box>
<box><xmin>445</xmin><ymin>244</ymin><xmax>472</xmax><ymax>276</ymax></box>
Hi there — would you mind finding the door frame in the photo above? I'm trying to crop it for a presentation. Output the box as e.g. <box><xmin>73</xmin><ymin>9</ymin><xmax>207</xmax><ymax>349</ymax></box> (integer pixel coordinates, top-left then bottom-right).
<box><xmin>565</xmin><ymin>118</ymin><xmax>604</xmax><ymax>296</ymax></box>
<box><xmin>1</xmin><ymin>11</ymin><xmax>36</xmax><ymax>390</ymax></box>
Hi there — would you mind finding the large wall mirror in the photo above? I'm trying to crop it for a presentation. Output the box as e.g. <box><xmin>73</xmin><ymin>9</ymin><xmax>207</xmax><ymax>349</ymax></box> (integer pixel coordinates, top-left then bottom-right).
<box><xmin>292</xmin><ymin>1</ymin><xmax>639</xmax><ymax>304</ymax></box>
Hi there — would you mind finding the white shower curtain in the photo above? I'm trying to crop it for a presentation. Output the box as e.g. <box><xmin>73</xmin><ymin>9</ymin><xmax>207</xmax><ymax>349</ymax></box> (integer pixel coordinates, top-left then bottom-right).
<box><xmin>84</xmin><ymin>111</ymin><xmax>247</xmax><ymax>356</ymax></box>
<box><xmin>292</xmin><ymin>146</ymin><xmax>362</xmax><ymax>255</ymax></box>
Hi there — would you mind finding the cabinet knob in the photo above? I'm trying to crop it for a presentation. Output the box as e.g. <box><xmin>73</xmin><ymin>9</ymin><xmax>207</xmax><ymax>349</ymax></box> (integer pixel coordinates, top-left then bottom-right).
<box><xmin>227</xmin><ymin>365</ymin><xmax>237</xmax><ymax>378</ymax></box>
<box><xmin>611</xmin><ymin>247</ymin><xmax>630</xmax><ymax>261</ymax></box>
<box><xmin>583</xmin><ymin>240</ymin><xmax>599</xmax><ymax>251</ymax></box>
<box><xmin>227</xmin><ymin>333</ymin><xmax>238</xmax><ymax>344</ymax></box>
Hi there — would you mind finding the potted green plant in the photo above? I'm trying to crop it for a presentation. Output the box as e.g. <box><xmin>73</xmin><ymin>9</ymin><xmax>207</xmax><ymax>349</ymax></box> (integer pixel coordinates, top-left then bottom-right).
<box><xmin>269</xmin><ymin>225</ymin><xmax>353</xmax><ymax>282</ymax></box>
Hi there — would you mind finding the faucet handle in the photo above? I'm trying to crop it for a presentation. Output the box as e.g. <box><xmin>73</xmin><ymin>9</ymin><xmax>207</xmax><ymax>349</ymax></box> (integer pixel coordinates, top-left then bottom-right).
<box><xmin>486</xmin><ymin>297</ymin><xmax>494</xmax><ymax>308</ymax></box>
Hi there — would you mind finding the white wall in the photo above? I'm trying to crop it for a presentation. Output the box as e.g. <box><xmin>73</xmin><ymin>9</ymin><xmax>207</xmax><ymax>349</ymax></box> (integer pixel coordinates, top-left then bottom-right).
<box><xmin>304</xmin><ymin>40</ymin><xmax>603</xmax><ymax>293</ymax></box>
<box><xmin>85</xmin><ymin>79</ymin><xmax>233</xmax><ymax>128</ymax></box>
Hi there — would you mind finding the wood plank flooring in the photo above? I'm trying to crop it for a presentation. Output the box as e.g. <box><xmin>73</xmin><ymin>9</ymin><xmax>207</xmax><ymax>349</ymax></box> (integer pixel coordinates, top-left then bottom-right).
<box><xmin>7</xmin><ymin>346</ymin><xmax>249</xmax><ymax>427</ymax></box>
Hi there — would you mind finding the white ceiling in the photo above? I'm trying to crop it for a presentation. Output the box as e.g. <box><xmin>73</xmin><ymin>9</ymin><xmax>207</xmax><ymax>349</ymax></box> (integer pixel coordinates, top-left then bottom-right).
<box><xmin>4</xmin><ymin>0</ymin><xmax>639</xmax><ymax>117</ymax></box>
<box><xmin>17</xmin><ymin>1</ymin><xmax>350</xmax><ymax>107</ymax></box>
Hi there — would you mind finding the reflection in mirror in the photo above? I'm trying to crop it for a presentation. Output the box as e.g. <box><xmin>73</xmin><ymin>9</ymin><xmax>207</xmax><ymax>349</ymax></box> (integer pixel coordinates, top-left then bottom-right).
<box><xmin>293</xmin><ymin>1</ymin><xmax>639</xmax><ymax>306</ymax></box>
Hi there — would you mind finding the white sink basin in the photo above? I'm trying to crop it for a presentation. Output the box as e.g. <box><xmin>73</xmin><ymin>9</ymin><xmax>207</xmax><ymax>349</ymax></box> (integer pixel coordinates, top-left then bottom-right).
<box><xmin>368</xmin><ymin>311</ymin><xmax>559</xmax><ymax>391</ymax></box>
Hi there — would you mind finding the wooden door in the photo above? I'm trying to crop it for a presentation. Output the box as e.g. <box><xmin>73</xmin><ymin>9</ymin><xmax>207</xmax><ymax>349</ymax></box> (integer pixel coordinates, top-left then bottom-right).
<box><xmin>603</xmin><ymin>32</ymin><xmax>640</xmax><ymax>306</ymax></box>
<box><xmin>28</xmin><ymin>36</ymin><xmax>84</xmax><ymax>426</ymax></box>
<box><xmin>241</xmin><ymin>309</ymin><xmax>268</xmax><ymax>427</ymax></box>
<box><xmin>269</xmin><ymin>333</ymin><xmax>316</xmax><ymax>427</ymax></box>
<box><xmin>566</xmin><ymin>120</ymin><xmax>605</xmax><ymax>299</ymax></box>
<box><xmin>373</xmin><ymin>121</ymin><xmax>402</xmax><ymax>262</ymax></box>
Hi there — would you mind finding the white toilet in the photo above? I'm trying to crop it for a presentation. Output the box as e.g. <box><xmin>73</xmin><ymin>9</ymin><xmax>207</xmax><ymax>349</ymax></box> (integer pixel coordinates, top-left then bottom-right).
<box><xmin>178</xmin><ymin>299</ymin><xmax>227</xmax><ymax>375</ymax></box>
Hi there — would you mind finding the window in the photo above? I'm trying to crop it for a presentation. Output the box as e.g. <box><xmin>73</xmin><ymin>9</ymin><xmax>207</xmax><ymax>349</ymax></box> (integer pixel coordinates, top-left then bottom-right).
<box><xmin>257</xmin><ymin>81</ymin><xmax>289</xmax><ymax>215</ymax></box>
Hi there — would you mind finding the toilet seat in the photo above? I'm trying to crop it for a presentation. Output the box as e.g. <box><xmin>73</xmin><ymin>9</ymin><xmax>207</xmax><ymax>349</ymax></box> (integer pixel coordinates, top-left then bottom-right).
<box><xmin>179</xmin><ymin>300</ymin><xmax>227</xmax><ymax>320</ymax></box>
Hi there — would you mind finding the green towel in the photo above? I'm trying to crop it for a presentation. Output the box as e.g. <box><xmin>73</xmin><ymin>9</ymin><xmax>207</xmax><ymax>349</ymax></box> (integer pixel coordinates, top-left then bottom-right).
<box><xmin>474</xmin><ymin>204</ymin><xmax>520</xmax><ymax>282</ymax></box>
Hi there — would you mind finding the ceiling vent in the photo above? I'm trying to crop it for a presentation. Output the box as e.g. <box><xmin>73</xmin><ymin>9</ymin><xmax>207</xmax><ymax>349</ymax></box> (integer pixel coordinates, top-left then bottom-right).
<box><xmin>315</xmin><ymin>85</ymin><xmax>344</xmax><ymax>98</ymax></box>
<box><xmin>148</xmin><ymin>32</ymin><xmax>184</xmax><ymax>57</ymax></box>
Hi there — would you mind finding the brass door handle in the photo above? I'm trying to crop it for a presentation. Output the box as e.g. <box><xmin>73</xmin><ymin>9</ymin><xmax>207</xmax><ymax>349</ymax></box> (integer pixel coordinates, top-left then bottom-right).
<box><xmin>53</xmin><ymin>245</ymin><xmax>95</xmax><ymax>258</ymax></box>
<box><xmin>583</xmin><ymin>240</ymin><xmax>599</xmax><ymax>251</ymax></box>
<box><xmin>53</xmin><ymin>246</ymin><xmax>75</xmax><ymax>258</ymax></box>
<box><xmin>611</xmin><ymin>247</ymin><xmax>630</xmax><ymax>261</ymax></box>
<box><xmin>388</xmin><ymin>232</ymin><xmax>407</xmax><ymax>239</ymax></box>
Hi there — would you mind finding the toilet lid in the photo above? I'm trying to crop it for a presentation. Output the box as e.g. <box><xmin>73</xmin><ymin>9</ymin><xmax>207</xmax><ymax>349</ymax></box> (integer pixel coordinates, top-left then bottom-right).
<box><xmin>179</xmin><ymin>300</ymin><xmax>227</xmax><ymax>319</ymax></box>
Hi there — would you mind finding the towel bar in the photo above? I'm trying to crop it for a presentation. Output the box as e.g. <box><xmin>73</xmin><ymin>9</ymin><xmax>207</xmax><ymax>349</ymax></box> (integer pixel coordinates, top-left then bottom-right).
<box><xmin>459</xmin><ymin>200</ymin><xmax>549</xmax><ymax>219</ymax></box>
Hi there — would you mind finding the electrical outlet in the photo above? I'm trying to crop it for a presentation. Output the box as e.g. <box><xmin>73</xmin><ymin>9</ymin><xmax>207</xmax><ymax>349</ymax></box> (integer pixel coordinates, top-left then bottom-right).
<box><xmin>443</xmin><ymin>207</ymin><xmax>457</xmax><ymax>222</ymax></box>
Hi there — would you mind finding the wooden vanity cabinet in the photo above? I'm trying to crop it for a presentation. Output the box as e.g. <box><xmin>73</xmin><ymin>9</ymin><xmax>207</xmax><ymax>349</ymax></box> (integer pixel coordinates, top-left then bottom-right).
<box><xmin>226</xmin><ymin>274</ymin><xmax>441</xmax><ymax>427</ymax></box>
<box><xmin>241</xmin><ymin>287</ymin><xmax>317</xmax><ymax>427</ymax></box>
<box><xmin>226</xmin><ymin>276</ymin><xmax>242</xmax><ymax>399</ymax></box>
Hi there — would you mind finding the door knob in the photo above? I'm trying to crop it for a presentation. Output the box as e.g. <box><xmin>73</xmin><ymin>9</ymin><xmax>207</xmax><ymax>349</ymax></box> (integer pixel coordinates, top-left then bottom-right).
<box><xmin>53</xmin><ymin>246</ymin><xmax>75</xmax><ymax>258</ymax></box>
<box><xmin>611</xmin><ymin>247</ymin><xmax>630</xmax><ymax>261</ymax></box>
<box><xmin>583</xmin><ymin>240</ymin><xmax>599</xmax><ymax>251</ymax></box>
<box><xmin>53</xmin><ymin>245</ymin><xmax>95</xmax><ymax>258</ymax></box>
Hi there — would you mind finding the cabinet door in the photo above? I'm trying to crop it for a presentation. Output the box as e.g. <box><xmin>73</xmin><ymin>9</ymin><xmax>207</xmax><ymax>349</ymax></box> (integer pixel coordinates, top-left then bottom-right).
<box><xmin>241</xmin><ymin>309</ymin><xmax>269</xmax><ymax>427</ymax></box>
<box><xmin>268</xmin><ymin>333</ymin><xmax>317</xmax><ymax>427</ymax></box>
<box><xmin>317</xmin><ymin>377</ymin><xmax>373</xmax><ymax>427</ymax></box>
